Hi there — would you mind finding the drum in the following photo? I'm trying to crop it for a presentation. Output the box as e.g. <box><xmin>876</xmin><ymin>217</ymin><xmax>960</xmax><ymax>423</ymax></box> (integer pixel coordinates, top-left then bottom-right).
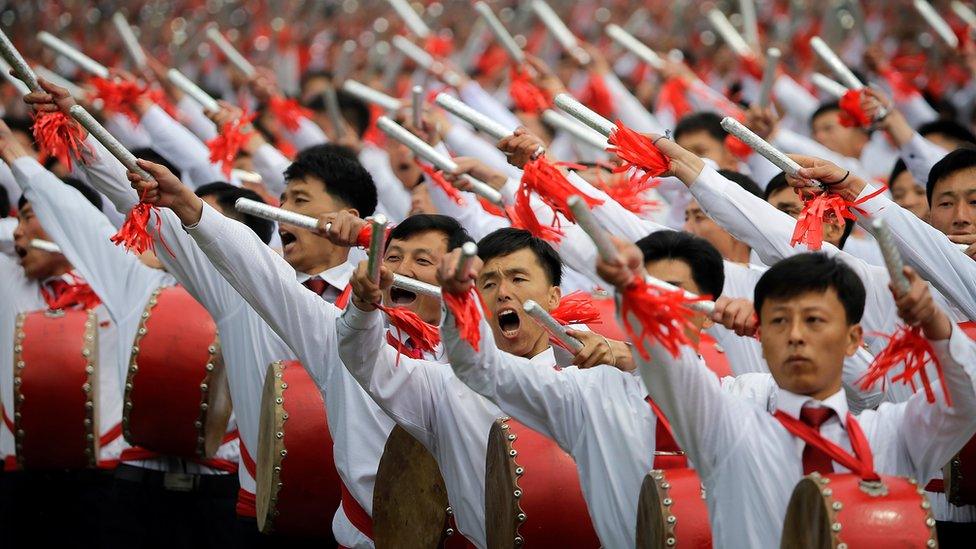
<box><xmin>373</xmin><ymin>425</ymin><xmax>468</xmax><ymax>547</ymax></box>
<box><xmin>256</xmin><ymin>360</ymin><xmax>340</xmax><ymax>536</ymax></box>
<box><xmin>124</xmin><ymin>286</ymin><xmax>232</xmax><ymax>458</ymax></box>
<box><xmin>943</xmin><ymin>321</ymin><xmax>976</xmax><ymax>506</ymax></box>
<box><xmin>635</xmin><ymin>468</ymin><xmax>711</xmax><ymax>548</ymax></box>
<box><xmin>485</xmin><ymin>417</ymin><xmax>600</xmax><ymax>548</ymax></box>
<box><xmin>781</xmin><ymin>472</ymin><xmax>938</xmax><ymax>548</ymax></box>
<box><xmin>13</xmin><ymin>309</ymin><xmax>99</xmax><ymax>470</ymax></box>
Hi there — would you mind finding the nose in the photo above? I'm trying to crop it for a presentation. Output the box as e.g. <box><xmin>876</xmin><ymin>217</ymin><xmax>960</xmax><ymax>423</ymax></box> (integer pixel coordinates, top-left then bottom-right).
<box><xmin>787</xmin><ymin>317</ymin><xmax>805</xmax><ymax>347</ymax></box>
<box><xmin>494</xmin><ymin>278</ymin><xmax>514</xmax><ymax>303</ymax></box>
<box><xmin>952</xmin><ymin>201</ymin><xmax>974</xmax><ymax>229</ymax></box>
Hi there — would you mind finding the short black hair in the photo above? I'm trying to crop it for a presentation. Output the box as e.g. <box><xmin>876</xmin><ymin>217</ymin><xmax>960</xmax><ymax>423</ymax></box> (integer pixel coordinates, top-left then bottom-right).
<box><xmin>0</xmin><ymin>185</ymin><xmax>9</xmax><ymax>217</ymax></box>
<box><xmin>3</xmin><ymin>117</ymin><xmax>33</xmax><ymax>138</ymax></box>
<box><xmin>674</xmin><ymin>111</ymin><xmax>726</xmax><ymax>143</ymax></box>
<box><xmin>635</xmin><ymin>230</ymin><xmax>725</xmax><ymax>299</ymax></box>
<box><xmin>754</xmin><ymin>253</ymin><xmax>865</xmax><ymax>324</ymax></box>
<box><xmin>763</xmin><ymin>172</ymin><xmax>855</xmax><ymax>249</ymax></box>
<box><xmin>18</xmin><ymin>176</ymin><xmax>103</xmax><ymax>212</ymax></box>
<box><xmin>810</xmin><ymin>101</ymin><xmax>841</xmax><ymax>126</ymax></box>
<box><xmin>194</xmin><ymin>182</ymin><xmax>275</xmax><ymax>244</ymax></box>
<box><xmin>283</xmin><ymin>145</ymin><xmax>377</xmax><ymax>217</ymax></box>
<box><xmin>918</xmin><ymin>119</ymin><xmax>976</xmax><ymax>148</ymax></box>
<box><xmin>477</xmin><ymin>228</ymin><xmax>562</xmax><ymax>286</ymax></box>
<box><xmin>888</xmin><ymin>159</ymin><xmax>909</xmax><ymax>188</ymax></box>
<box><xmin>926</xmin><ymin>147</ymin><xmax>976</xmax><ymax>206</ymax></box>
<box><xmin>388</xmin><ymin>214</ymin><xmax>473</xmax><ymax>252</ymax></box>
<box><xmin>718</xmin><ymin>169</ymin><xmax>763</xmax><ymax>199</ymax></box>
<box><xmin>131</xmin><ymin>147</ymin><xmax>182</xmax><ymax>180</ymax></box>
<box><xmin>306</xmin><ymin>90</ymin><xmax>372</xmax><ymax>138</ymax></box>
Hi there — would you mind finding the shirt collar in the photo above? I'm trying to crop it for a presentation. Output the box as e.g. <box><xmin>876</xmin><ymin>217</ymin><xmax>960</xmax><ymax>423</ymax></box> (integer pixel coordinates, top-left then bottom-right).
<box><xmin>295</xmin><ymin>261</ymin><xmax>355</xmax><ymax>290</ymax></box>
<box><xmin>775</xmin><ymin>387</ymin><xmax>849</xmax><ymax>427</ymax></box>
<box><xmin>527</xmin><ymin>346</ymin><xmax>557</xmax><ymax>367</ymax></box>
<box><xmin>385</xmin><ymin>327</ymin><xmax>446</xmax><ymax>362</ymax></box>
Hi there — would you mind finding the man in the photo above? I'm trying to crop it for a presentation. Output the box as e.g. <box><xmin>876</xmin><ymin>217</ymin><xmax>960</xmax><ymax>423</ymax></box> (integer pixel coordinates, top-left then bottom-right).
<box><xmin>598</xmin><ymin>244</ymin><xmax>976</xmax><ymax>547</ymax></box>
<box><xmin>684</xmin><ymin>169</ymin><xmax>763</xmax><ymax>264</ymax></box>
<box><xmin>674</xmin><ymin>112</ymin><xmax>741</xmax><ymax>171</ymax></box>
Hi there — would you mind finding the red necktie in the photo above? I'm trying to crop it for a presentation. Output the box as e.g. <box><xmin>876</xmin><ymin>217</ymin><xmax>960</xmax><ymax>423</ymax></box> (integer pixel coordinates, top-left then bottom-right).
<box><xmin>303</xmin><ymin>277</ymin><xmax>328</xmax><ymax>296</ymax></box>
<box><xmin>41</xmin><ymin>278</ymin><xmax>100</xmax><ymax>310</ymax></box>
<box><xmin>647</xmin><ymin>397</ymin><xmax>688</xmax><ymax>469</ymax></box>
<box><xmin>799</xmin><ymin>407</ymin><xmax>836</xmax><ymax>475</ymax></box>
<box><xmin>386</xmin><ymin>332</ymin><xmax>424</xmax><ymax>359</ymax></box>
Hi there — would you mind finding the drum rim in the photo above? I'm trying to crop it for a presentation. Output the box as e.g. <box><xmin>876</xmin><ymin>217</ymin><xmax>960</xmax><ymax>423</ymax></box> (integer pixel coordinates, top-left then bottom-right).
<box><xmin>13</xmin><ymin>309</ymin><xmax>99</xmax><ymax>470</ymax></box>
<box><xmin>485</xmin><ymin>416</ymin><xmax>526</xmax><ymax>548</ymax></box>
<box><xmin>256</xmin><ymin>360</ymin><xmax>288</xmax><ymax>534</ymax></box>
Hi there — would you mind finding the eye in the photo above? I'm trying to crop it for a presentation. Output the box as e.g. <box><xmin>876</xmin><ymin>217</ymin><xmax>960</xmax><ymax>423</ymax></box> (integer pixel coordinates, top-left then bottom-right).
<box><xmin>513</xmin><ymin>276</ymin><xmax>528</xmax><ymax>284</ymax></box>
<box><xmin>481</xmin><ymin>281</ymin><xmax>496</xmax><ymax>290</ymax></box>
<box><xmin>806</xmin><ymin>315</ymin><xmax>824</xmax><ymax>324</ymax></box>
<box><xmin>417</xmin><ymin>258</ymin><xmax>433</xmax><ymax>266</ymax></box>
<box><xmin>770</xmin><ymin>317</ymin><xmax>786</xmax><ymax>325</ymax></box>
<box><xmin>939</xmin><ymin>201</ymin><xmax>952</xmax><ymax>208</ymax></box>
<box><xmin>385</xmin><ymin>255</ymin><xmax>401</xmax><ymax>263</ymax></box>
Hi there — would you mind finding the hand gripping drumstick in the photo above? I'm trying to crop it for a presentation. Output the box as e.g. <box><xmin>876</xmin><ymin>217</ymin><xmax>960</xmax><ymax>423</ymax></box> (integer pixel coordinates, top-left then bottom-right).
<box><xmin>872</xmin><ymin>218</ymin><xmax>911</xmax><ymax>296</ymax></box>
<box><xmin>455</xmin><ymin>242</ymin><xmax>479</xmax><ymax>282</ymax></box>
<box><xmin>523</xmin><ymin>299</ymin><xmax>584</xmax><ymax>353</ymax></box>
<box><xmin>367</xmin><ymin>214</ymin><xmax>390</xmax><ymax>284</ymax></box>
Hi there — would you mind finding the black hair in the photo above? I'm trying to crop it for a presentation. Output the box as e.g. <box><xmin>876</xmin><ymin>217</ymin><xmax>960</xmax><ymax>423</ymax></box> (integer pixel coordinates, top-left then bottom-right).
<box><xmin>283</xmin><ymin>145</ymin><xmax>378</xmax><ymax>217</ymax></box>
<box><xmin>635</xmin><ymin>230</ymin><xmax>725</xmax><ymax>299</ymax></box>
<box><xmin>0</xmin><ymin>185</ymin><xmax>9</xmax><ymax>217</ymax></box>
<box><xmin>131</xmin><ymin>147</ymin><xmax>182</xmax><ymax>180</ymax></box>
<box><xmin>476</xmin><ymin>227</ymin><xmax>562</xmax><ymax>286</ymax></box>
<box><xmin>194</xmin><ymin>182</ymin><xmax>274</xmax><ymax>244</ymax></box>
<box><xmin>918</xmin><ymin>119</ymin><xmax>976</xmax><ymax>148</ymax></box>
<box><xmin>754</xmin><ymin>253</ymin><xmax>865</xmax><ymax>324</ymax></box>
<box><xmin>763</xmin><ymin>172</ymin><xmax>855</xmax><ymax>249</ymax></box>
<box><xmin>926</xmin><ymin>147</ymin><xmax>976</xmax><ymax>206</ymax></box>
<box><xmin>306</xmin><ymin>90</ymin><xmax>372</xmax><ymax>138</ymax></box>
<box><xmin>19</xmin><ymin>176</ymin><xmax>103</xmax><ymax>212</ymax></box>
<box><xmin>888</xmin><ymin>159</ymin><xmax>909</xmax><ymax>188</ymax></box>
<box><xmin>388</xmin><ymin>214</ymin><xmax>473</xmax><ymax>252</ymax></box>
<box><xmin>308</xmin><ymin>142</ymin><xmax>359</xmax><ymax>161</ymax></box>
<box><xmin>810</xmin><ymin>101</ymin><xmax>841</xmax><ymax>126</ymax></box>
<box><xmin>3</xmin><ymin>117</ymin><xmax>33</xmax><ymax>138</ymax></box>
<box><xmin>673</xmin><ymin>111</ymin><xmax>726</xmax><ymax>143</ymax></box>
<box><xmin>717</xmin><ymin>169</ymin><xmax>763</xmax><ymax>199</ymax></box>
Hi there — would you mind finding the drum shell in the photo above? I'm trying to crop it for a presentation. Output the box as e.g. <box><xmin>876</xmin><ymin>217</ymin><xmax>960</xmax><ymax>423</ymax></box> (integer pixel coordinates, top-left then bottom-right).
<box><xmin>636</xmin><ymin>468</ymin><xmax>711</xmax><ymax>548</ymax></box>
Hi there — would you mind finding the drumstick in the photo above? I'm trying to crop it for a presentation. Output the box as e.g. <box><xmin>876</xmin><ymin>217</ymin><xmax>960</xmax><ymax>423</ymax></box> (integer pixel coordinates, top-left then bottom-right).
<box><xmin>206</xmin><ymin>26</ymin><xmax>256</xmax><ymax>77</ymax></box>
<box><xmin>530</xmin><ymin>0</ymin><xmax>590</xmax><ymax>66</ymax></box>
<box><xmin>758</xmin><ymin>48</ymin><xmax>781</xmax><ymax>108</ymax></box>
<box><xmin>37</xmin><ymin>31</ymin><xmax>110</xmax><ymax>79</ymax></box>
<box><xmin>434</xmin><ymin>93</ymin><xmax>516</xmax><ymax>141</ymax></box>
<box><xmin>455</xmin><ymin>242</ymin><xmax>478</xmax><ymax>282</ymax></box>
<box><xmin>332</xmin><ymin>40</ymin><xmax>357</xmax><ymax>84</ymax></box>
<box><xmin>341</xmin><ymin>79</ymin><xmax>401</xmax><ymax>112</ymax></box>
<box><xmin>234</xmin><ymin>198</ymin><xmax>318</xmax><ymax>230</ymax></box>
<box><xmin>411</xmin><ymin>85</ymin><xmax>424</xmax><ymax>130</ymax></box>
<box><xmin>914</xmin><ymin>0</ymin><xmax>960</xmax><ymax>49</ymax></box>
<box><xmin>524</xmin><ymin>300</ymin><xmax>584</xmax><ymax>353</ymax></box>
<box><xmin>390</xmin><ymin>36</ymin><xmax>463</xmax><ymax>87</ymax></box>
<box><xmin>541</xmin><ymin>110</ymin><xmax>609</xmax><ymax>151</ymax></box>
<box><xmin>30</xmin><ymin>239</ymin><xmax>62</xmax><ymax>254</ymax></box>
<box><xmin>392</xmin><ymin>274</ymin><xmax>441</xmax><ymax>299</ymax></box>
<box><xmin>872</xmin><ymin>219</ymin><xmax>910</xmax><ymax>296</ymax></box>
<box><xmin>720</xmin><ymin>117</ymin><xmax>801</xmax><ymax>177</ymax></box>
<box><xmin>809</xmin><ymin>36</ymin><xmax>862</xmax><ymax>90</ymax></box>
<box><xmin>739</xmin><ymin>0</ymin><xmax>760</xmax><ymax>51</ymax></box>
<box><xmin>707</xmin><ymin>9</ymin><xmax>753</xmax><ymax>58</ymax></box>
<box><xmin>69</xmin><ymin>105</ymin><xmax>151</xmax><ymax>180</ymax></box>
<box><xmin>474</xmin><ymin>1</ymin><xmax>525</xmax><ymax>65</ymax></box>
<box><xmin>811</xmin><ymin>72</ymin><xmax>848</xmax><ymax>99</ymax></box>
<box><xmin>324</xmin><ymin>85</ymin><xmax>345</xmax><ymax>139</ymax></box>
<box><xmin>553</xmin><ymin>93</ymin><xmax>616</xmax><ymax>138</ymax></box>
<box><xmin>33</xmin><ymin>66</ymin><xmax>84</xmax><ymax>98</ymax></box>
<box><xmin>367</xmin><ymin>215</ymin><xmax>390</xmax><ymax>284</ymax></box>
<box><xmin>375</xmin><ymin>116</ymin><xmax>504</xmax><ymax>206</ymax></box>
<box><xmin>385</xmin><ymin>0</ymin><xmax>432</xmax><ymax>39</ymax></box>
<box><xmin>112</xmin><ymin>12</ymin><xmax>147</xmax><ymax>69</ymax></box>
<box><xmin>952</xmin><ymin>1</ymin><xmax>976</xmax><ymax>30</ymax></box>
<box><xmin>0</xmin><ymin>29</ymin><xmax>40</xmax><ymax>92</ymax></box>
<box><xmin>167</xmin><ymin>69</ymin><xmax>219</xmax><ymax>112</ymax></box>
<box><xmin>0</xmin><ymin>58</ymin><xmax>30</xmax><ymax>95</ymax></box>
<box><xmin>604</xmin><ymin>24</ymin><xmax>664</xmax><ymax>70</ymax></box>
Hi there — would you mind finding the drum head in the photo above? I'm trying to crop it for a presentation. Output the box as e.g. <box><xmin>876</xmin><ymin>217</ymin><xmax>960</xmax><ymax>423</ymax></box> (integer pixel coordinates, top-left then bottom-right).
<box><xmin>780</xmin><ymin>477</ymin><xmax>837</xmax><ymax>549</ymax></box>
<box><xmin>373</xmin><ymin>425</ymin><xmax>451</xmax><ymax>547</ymax></box>
<box><xmin>200</xmin><ymin>342</ymin><xmax>232</xmax><ymax>458</ymax></box>
<box><xmin>636</xmin><ymin>473</ymin><xmax>667</xmax><ymax>549</ymax></box>
<box><xmin>485</xmin><ymin>419</ymin><xmax>520</xmax><ymax>549</ymax></box>
<box><xmin>256</xmin><ymin>361</ymin><xmax>286</xmax><ymax>533</ymax></box>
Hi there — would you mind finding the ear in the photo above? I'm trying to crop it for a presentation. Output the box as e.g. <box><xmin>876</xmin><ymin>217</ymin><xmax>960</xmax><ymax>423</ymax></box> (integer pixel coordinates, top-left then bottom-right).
<box><xmin>844</xmin><ymin>323</ymin><xmax>863</xmax><ymax>357</ymax></box>
<box><xmin>346</xmin><ymin>207</ymin><xmax>360</xmax><ymax>218</ymax></box>
<box><xmin>546</xmin><ymin>284</ymin><xmax>562</xmax><ymax>311</ymax></box>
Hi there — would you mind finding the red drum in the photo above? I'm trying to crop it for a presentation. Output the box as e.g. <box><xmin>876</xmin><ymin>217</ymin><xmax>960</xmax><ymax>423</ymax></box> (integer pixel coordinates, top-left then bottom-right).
<box><xmin>781</xmin><ymin>472</ymin><xmax>938</xmax><ymax>548</ymax></box>
<box><xmin>124</xmin><ymin>286</ymin><xmax>232</xmax><ymax>458</ymax></box>
<box><xmin>635</xmin><ymin>468</ymin><xmax>711</xmax><ymax>548</ymax></box>
<box><xmin>13</xmin><ymin>309</ymin><xmax>99</xmax><ymax>470</ymax></box>
<box><xmin>373</xmin><ymin>425</ymin><xmax>469</xmax><ymax>547</ymax></box>
<box><xmin>256</xmin><ymin>360</ymin><xmax>340</xmax><ymax>536</ymax></box>
<box><xmin>485</xmin><ymin>417</ymin><xmax>600</xmax><ymax>548</ymax></box>
<box><xmin>942</xmin><ymin>321</ymin><xmax>976</xmax><ymax>506</ymax></box>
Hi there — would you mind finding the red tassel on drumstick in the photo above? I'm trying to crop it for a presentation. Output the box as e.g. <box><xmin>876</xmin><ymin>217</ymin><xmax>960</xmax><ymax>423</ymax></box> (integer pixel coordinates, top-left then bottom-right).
<box><xmin>207</xmin><ymin>112</ymin><xmax>256</xmax><ymax>178</ymax></box>
<box><xmin>442</xmin><ymin>242</ymin><xmax>486</xmax><ymax>351</ymax></box>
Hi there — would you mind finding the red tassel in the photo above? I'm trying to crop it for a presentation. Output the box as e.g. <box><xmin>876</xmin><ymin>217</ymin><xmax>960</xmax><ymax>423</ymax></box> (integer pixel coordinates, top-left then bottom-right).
<box><xmin>47</xmin><ymin>282</ymin><xmax>101</xmax><ymax>311</ymax></box>
<box><xmin>858</xmin><ymin>325</ymin><xmax>951</xmax><ymax>406</ymax></box>
<box><xmin>551</xmin><ymin>291</ymin><xmax>601</xmax><ymax>326</ymax></box>
<box><xmin>146</xmin><ymin>87</ymin><xmax>181</xmax><ymax>119</ymax></box>
<box><xmin>444</xmin><ymin>289</ymin><xmax>485</xmax><ymax>352</ymax></box>
<box><xmin>32</xmin><ymin>111</ymin><xmax>91</xmax><ymax>171</ymax></box>
<box><xmin>110</xmin><ymin>198</ymin><xmax>173</xmax><ymax>257</ymax></box>
<box><xmin>207</xmin><ymin>113</ymin><xmax>256</xmax><ymax>178</ymax></box>
<box><xmin>724</xmin><ymin>134</ymin><xmax>753</xmax><ymax>160</ymax></box>
<box><xmin>838</xmin><ymin>89</ymin><xmax>872</xmax><ymax>128</ymax></box>
<box><xmin>423</xmin><ymin>34</ymin><xmax>454</xmax><ymax>58</ymax></box>
<box><xmin>268</xmin><ymin>95</ymin><xmax>312</xmax><ymax>133</ymax></box>
<box><xmin>417</xmin><ymin>162</ymin><xmax>465</xmax><ymax>205</ymax></box>
<box><xmin>579</xmin><ymin>73</ymin><xmax>615</xmax><ymax>118</ymax></box>
<box><xmin>376</xmin><ymin>304</ymin><xmax>441</xmax><ymax>357</ymax></box>
<box><xmin>741</xmin><ymin>56</ymin><xmax>764</xmax><ymax>80</ymax></box>
<box><xmin>509</xmin><ymin>66</ymin><xmax>551</xmax><ymax>114</ymax></box>
<box><xmin>478</xmin><ymin>196</ymin><xmax>507</xmax><ymax>218</ymax></box>
<box><xmin>506</xmin><ymin>185</ymin><xmax>564</xmax><ymax>243</ymax></box>
<box><xmin>521</xmin><ymin>157</ymin><xmax>603</xmax><ymax>223</ymax></box>
<box><xmin>607</xmin><ymin>122</ymin><xmax>671</xmax><ymax>184</ymax></box>
<box><xmin>656</xmin><ymin>78</ymin><xmax>693</xmax><ymax>120</ymax></box>
<box><xmin>354</xmin><ymin>223</ymin><xmax>392</xmax><ymax>249</ymax></box>
<box><xmin>620</xmin><ymin>278</ymin><xmax>704</xmax><ymax>359</ymax></box>
<box><xmin>790</xmin><ymin>190</ymin><xmax>859</xmax><ymax>250</ymax></box>
<box><xmin>90</xmin><ymin>77</ymin><xmax>147</xmax><ymax>123</ymax></box>
<box><xmin>595</xmin><ymin>172</ymin><xmax>660</xmax><ymax>215</ymax></box>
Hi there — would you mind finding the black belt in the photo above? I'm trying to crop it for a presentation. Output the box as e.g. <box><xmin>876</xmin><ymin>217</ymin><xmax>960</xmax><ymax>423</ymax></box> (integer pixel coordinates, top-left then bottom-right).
<box><xmin>114</xmin><ymin>464</ymin><xmax>239</xmax><ymax>495</ymax></box>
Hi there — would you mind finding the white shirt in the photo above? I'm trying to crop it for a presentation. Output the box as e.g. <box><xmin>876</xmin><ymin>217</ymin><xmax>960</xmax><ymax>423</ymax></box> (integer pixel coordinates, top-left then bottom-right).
<box><xmin>899</xmin><ymin>133</ymin><xmax>950</xmax><ymax>189</ymax></box>
<box><xmin>139</xmin><ymin>104</ymin><xmax>227</xmax><ymax>187</ymax></box>
<box><xmin>634</xmin><ymin>323</ymin><xmax>976</xmax><ymax>547</ymax></box>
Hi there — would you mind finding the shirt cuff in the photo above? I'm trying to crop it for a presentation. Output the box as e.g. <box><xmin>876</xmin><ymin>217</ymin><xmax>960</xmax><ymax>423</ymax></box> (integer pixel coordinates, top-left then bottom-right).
<box><xmin>936</xmin><ymin>322</ymin><xmax>976</xmax><ymax>365</ymax></box>
<box><xmin>342</xmin><ymin>300</ymin><xmax>381</xmax><ymax>331</ymax></box>
<box><xmin>10</xmin><ymin>156</ymin><xmax>46</xmax><ymax>182</ymax></box>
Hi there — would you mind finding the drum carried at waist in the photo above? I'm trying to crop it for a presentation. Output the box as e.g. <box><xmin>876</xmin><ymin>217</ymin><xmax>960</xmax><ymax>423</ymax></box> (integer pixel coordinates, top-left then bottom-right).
<box><xmin>635</xmin><ymin>468</ymin><xmax>711</xmax><ymax>548</ymax></box>
<box><xmin>373</xmin><ymin>425</ymin><xmax>470</xmax><ymax>548</ymax></box>
<box><xmin>781</xmin><ymin>472</ymin><xmax>938</xmax><ymax>548</ymax></box>
<box><xmin>256</xmin><ymin>360</ymin><xmax>339</xmax><ymax>537</ymax></box>
<box><xmin>485</xmin><ymin>417</ymin><xmax>600</xmax><ymax>548</ymax></box>
<box><xmin>124</xmin><ymin>286</ymin><xmax>231</xmax><ymax>458</ymax></box>
<box><xmin>941</xmin><ymin>321</ymin><xmax>976</xmax><ymax>507</ymax></box>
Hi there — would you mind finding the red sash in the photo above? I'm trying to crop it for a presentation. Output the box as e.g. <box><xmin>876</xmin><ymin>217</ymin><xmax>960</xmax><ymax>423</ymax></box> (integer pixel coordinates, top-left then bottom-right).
<box><xmin>773</xmin><ymin>410</ymin><xmax>879</xmax><ymax>481</ymax></box>
<box><xmin>237</xmin><ymin>442</ymin><xmax>258</xmax><ymax>517</ymax></box>
<box><xmin>340</xmin><ymin>480</ymin><xmax>374</xmax><ymax>540</ymax></box>
<box><xmin>647</xmin><ymin>398</ymin><xmax>688</xmax><ymax>469</ymax></box>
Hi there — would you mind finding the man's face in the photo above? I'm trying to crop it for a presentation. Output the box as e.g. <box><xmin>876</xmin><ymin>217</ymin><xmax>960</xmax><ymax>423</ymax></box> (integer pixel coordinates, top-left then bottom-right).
<box><xmin>766</xmin><ymin>186</ymin><xmax>844</xmax><ymax>247</ymax></box>
<box><xmin>928</xmin><ymin>167</ymin><xmax>976</xmax><ymax>238</ymax></box>
<box><xmin>384</xmin><ymin>140</ymin><xmax>422</xmax><ymax>190</ymax></box>
<box><xmin>890</xmin><ymin>171</ymin><xmax>929</xmax><ymax>220</ymax></box>
<box><xmin>279</xmin><ymin>177</ymin><xmax>352</xmax><ymax>273</ymax></box>
<box><xmin>676</xmin><ymin>130</ymin><xmax>737</xmax><ymax>171</ymax></box>
<box><xmin>12</xmin><ymin>202</ymin><xmax>71</xmax><ymax>280</ymax></box>
<box><xmin>811</xmin><ymin>111</ymin><xmax>866</xmax><ymax>158</ymax></box>
<box><xmin>644</xmin><ymin>258</ymin><xmax>710</xmax><ymax>334</ymax></box>
<box><xmin>759</xmin><ymin>289</ymin><xmax>861</xmax><ymax>399</ymax></box>
<box><xmin>382</xmin><ymin>230</ymin><xmax>449</xmax><ymax>325</ymax></box>
<box><xmin>477</xmin><ymin>248</ymin><xmax>561</xmax><ymax>358</ymax></box>
<box><xmin>683</xmin><ymin>199</ymin><xmax>740</xmax><ymax>259</ymax></box>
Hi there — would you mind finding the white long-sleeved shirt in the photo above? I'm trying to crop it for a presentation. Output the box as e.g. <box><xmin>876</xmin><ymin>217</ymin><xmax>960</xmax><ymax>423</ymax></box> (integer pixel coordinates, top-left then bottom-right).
<box><xmin>357</xmin><ymin>144</ymin><xmax>412</xmax><ymax>222</ymax></box>
<box><xmin>603</xmin><ymin>72</ymin><xmax>666</xmax><ymax>135</ymax></box>
<box><xmin>634</xmin><ymin>323</ymin><xmax>976</xmax><ymax>547</ymax></box>
<box><xmin>185</xmin><ymin>202</ymin><xmax>391</xmax><ymax>548</ymax></box>
<box><xmin>139</xmin><ymin>104</ymin><xmax>226</xmax><ymax>187</ymax></box>
<box><xmin>175</xmin><ymin>95</ymin><xmax>218</xmax><ymax>142</ymax></box>
<box><xmin>899</xmin><ymin>132</ymin><xmax>949</xmax><ymax>188</ymax></box>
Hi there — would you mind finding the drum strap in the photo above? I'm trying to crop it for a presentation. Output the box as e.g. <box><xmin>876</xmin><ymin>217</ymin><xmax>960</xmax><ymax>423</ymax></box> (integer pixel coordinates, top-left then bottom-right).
<box><xmin>1</xmin><ymin>407</ymin><xmax>13</xmax><ymax>471</ymax></box>
<box><xmin>0</xmin><ymin>404</ymin><xmax>13</xmax><ymax>433</ymax></box>
<box><xmin>647</xmin><ymin>398</ymin><xmax>688</xmax><ymax>469</ymax></box>
<box><xmin>237</xmin><ymin>441</ymin><xmax>258</xmax><ymax>517</ymax></box>
<box><xmin>336</xmin><ymin>284</ymin><xmax>353</xmax><ymax>310</ymax></box>
<box><xmin>340</xmin><ymin>480</ymin><xmax>374</xmax><ymax>540</ymax></box>
<box><xmin>774</xmin><ymin>411</ymin><xmax>880</xmax><ymax>481</ymax></box>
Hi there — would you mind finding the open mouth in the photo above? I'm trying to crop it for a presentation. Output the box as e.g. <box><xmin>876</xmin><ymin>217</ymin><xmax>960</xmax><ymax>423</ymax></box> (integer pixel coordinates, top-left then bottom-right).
<box><xmin>14</xmin><ymin>245</ymin><xmax>27</xmax><ymax>259</ymax></box>
<box><xmin>279</xmin><ymin>229</ymin><xmax>297</xmax><ymax>252</ymax></box>
<box><xmin>390</xmin><ymin>287</ymin><xmax>417</xmax><ymax>306</ymax></box>
<box><xmin>496</xmin><ymin>308</ymin><xmax>521</xmax><ymax>338</ymax></box>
